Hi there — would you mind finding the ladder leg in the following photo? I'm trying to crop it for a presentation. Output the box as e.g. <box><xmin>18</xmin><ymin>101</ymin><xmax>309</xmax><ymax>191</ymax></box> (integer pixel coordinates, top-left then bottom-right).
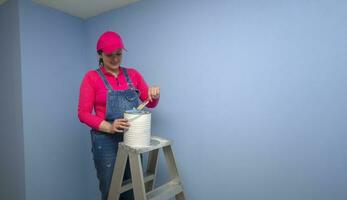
<box><xmin>145</xmin><ymin>149</ymin><xmax>159</xmax><ymax>192</ymax></box>
<box><xmin>108</xmin><ymin>146</ymin><xmax>128</xmax><ymax>200</ymax></box>
<box><xmin>129</xmin><ymin>152</ymin><xmax>147</xmax><ymax>200</ymax></box>
<box><xmin>175</xmin><ymin>192</ymin><xmax>186</xmax><ymax>200</ymax></box>
<box><xmin>163</xmin><ymin>145</ymin><xmax>186</xmax><ymax>200</ymax></box>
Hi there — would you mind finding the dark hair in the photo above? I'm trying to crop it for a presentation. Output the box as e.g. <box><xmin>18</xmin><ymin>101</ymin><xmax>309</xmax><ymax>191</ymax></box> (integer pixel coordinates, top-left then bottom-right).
<box><xmin>97</xmin><ymin>50</ymin><xmax>103</xmax><ymax>66</ymax></box>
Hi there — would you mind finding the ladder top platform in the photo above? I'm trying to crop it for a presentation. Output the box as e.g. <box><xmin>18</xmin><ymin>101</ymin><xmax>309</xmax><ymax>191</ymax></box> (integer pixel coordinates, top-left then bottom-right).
<box><xmin>119</xmin><ymin>136</ymin><xmax>172</xmax><ymax>154</ymax></box>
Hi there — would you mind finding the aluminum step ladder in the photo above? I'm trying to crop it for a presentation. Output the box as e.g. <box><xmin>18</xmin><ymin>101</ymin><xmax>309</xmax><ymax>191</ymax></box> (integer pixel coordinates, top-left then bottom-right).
<box><xmin>108</xmin><ymin>136</ymin><xmax>186</xmax><ymax>200</ymax></box>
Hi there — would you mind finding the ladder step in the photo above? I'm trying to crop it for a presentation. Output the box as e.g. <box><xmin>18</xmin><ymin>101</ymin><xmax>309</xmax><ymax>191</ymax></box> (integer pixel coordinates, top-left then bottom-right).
<box><xmin>146</xmin><ymin>178</ymin><xmax>183</xmax><ymax>200</ymax></box>
<box><xmin>120</xmin><ymin>172</ymin><xmax>155</xmax><ymax>193</ymax></box>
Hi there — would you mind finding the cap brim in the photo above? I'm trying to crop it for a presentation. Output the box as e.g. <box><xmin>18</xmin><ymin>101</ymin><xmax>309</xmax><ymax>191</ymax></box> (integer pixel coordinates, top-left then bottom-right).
<box><xmin>103</xmin><ymin>46</ymin><xmax>127</xmax><ymax>54</ymax></box>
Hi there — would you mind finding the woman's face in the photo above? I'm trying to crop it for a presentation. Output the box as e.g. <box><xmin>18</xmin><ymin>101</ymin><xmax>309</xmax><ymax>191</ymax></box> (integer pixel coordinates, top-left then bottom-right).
<box><xmin>101</xmin><ymin>49</ymin><xmax>123</xmax><ymax>70</ymax></box>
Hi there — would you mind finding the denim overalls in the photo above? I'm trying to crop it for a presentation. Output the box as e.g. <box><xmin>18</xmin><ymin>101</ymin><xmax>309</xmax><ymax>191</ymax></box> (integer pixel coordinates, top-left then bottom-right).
<box><xmin>91</xmin><ymin>67</ymin><xmax>140</xmax><ymax>200</ymax></box>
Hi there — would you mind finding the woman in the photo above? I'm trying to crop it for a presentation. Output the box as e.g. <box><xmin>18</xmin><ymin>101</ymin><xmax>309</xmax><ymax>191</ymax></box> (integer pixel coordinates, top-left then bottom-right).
<box><xmin>78</xmin><ymin>31</ymin><xmax>160</xmax><ymax>200</ymax></box>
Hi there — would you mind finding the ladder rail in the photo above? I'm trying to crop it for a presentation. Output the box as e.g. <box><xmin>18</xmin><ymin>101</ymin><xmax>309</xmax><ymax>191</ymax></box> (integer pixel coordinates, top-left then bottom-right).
<box><xmin>108</xmin><ymin>145</ymin><xmax>128</xmax><ymax>200</ymax></box>
<box><xmin>145</xmin><ymin>149</ymin><xmax>159</xmax><ymax>192</ymax></box>
<box><xmin>163</xmin><ymin>145</ymin><xmax>186</xmax><ymax>200</ymax></box>
<box><xmin>129</xmin><ymin>152</ymin><xmax>147</xmax><ymax>200</ymax></box>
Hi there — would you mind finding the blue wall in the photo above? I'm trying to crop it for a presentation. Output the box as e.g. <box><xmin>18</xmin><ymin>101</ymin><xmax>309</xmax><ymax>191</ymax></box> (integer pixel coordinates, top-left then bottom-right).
<box><xmin>1</xmin><ymin>0</ymin><xmax>346</xmax><ymax>199</ymax></box>
<box><xmin>85</xmin><ymin>0</ymin><xmax>347</xmax><ymax>199</ymax></box>
<box><xmin>17</xmin><ymin>0</ymin><xmax>95</xmax><ymax>199</ymax></box>
<box><xmin>0</xmin><ymin>0</ymin><xmax>25</xmax><ymax>199</ymax></box>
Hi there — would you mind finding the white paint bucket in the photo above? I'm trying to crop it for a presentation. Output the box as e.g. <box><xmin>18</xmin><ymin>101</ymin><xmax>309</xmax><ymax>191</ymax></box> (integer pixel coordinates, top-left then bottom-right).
<box><xmin>124</xmin><ymin>110</ymin><xmax>151</xmax><ymax>147</ymax></box>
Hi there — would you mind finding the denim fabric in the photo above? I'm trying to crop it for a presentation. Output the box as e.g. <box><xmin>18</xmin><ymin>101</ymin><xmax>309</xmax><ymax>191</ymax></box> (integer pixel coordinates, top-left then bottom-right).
<box><xmin>91</xmin><ymin>131</ymin><xmax>133</xmax><ymax>200</ymax></box>
<box><xmin>91</xmin><ymin>67</ymin><xmax>140</xmax><ymax>200</ymax></box>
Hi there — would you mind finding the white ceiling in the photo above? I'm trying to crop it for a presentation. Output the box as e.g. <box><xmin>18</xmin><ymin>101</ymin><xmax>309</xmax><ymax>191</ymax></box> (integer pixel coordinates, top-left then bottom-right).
<box><xmin>0</xmin><ymin>0</ymin><xmax>8</xmax><ymax>6</ymax></box>
<box><xmin>32</xmin><ymin>0</ymin><xmax>141</xmax><ymax>19</ymax></box>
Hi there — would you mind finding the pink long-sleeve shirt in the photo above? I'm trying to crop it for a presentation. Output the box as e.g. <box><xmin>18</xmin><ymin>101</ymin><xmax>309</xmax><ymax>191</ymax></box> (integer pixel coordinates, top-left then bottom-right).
<box><xmin>78</xmin><ymin>66</ymin><xmax>159</xmax><ymax>130</ymax></box>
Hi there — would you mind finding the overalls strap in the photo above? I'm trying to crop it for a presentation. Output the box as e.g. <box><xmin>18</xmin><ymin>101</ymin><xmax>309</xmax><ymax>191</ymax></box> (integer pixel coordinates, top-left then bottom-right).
<box><xmin>96</xmin><ymin>68</ymin><xmax>113</xmax><ymax>91</ymax></box>
<box><xmin>122</xmin><ymin>68</ymin><xmax>136</xmax><ymax>89</ymax></box>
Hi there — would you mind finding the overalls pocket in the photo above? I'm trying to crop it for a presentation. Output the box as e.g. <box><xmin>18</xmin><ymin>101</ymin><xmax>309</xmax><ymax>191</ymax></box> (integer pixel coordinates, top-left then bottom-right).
<box><xmin>125</xmin><ymin>89</ymin><xmax>139</xmax><ymax>102</ymax></box>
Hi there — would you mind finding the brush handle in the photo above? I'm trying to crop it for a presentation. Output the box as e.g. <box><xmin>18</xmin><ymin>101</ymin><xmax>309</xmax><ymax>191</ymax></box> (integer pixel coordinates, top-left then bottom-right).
<box><xmin>136</xmin><ymin>99</ymin><xmax>150</xmax><ymax>110</ymax></box>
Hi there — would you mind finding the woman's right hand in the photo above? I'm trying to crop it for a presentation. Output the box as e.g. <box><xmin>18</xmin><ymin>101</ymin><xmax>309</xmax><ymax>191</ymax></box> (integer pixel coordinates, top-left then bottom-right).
<box><xmin>99</xmin><ymin>119</ymin><xmax>130</xmax><ymax>134</ymax></box>
<box><xmin>111</xmin><ymin>118</ymin><xmax>130</xmax><ymax>133</ymax></box>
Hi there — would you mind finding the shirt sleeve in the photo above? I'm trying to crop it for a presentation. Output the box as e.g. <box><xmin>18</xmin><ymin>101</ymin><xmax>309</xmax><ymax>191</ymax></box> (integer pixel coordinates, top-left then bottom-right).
<box><xmin>77</xmin><ymin>72</ymin><xmax>104</xmax><ymax>130</ymax></box>
<box><xmin>131</xmin><ymin>68</ymin><xmax>160</xmax><ymax>108</ymax></box>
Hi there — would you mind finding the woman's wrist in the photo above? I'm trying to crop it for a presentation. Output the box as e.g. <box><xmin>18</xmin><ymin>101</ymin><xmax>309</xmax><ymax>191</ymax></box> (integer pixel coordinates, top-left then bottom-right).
<box><xmin>98</xmin><ymin>120</ymin><xmax>113</xmax><ymax>133</ymax></box>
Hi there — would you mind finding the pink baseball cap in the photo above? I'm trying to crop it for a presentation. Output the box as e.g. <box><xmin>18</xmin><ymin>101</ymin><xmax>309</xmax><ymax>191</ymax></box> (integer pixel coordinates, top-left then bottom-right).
<box><xmin>96</xmin><ymin>31</ymin><xmax>126</xmax><ymax>54</ymax></box>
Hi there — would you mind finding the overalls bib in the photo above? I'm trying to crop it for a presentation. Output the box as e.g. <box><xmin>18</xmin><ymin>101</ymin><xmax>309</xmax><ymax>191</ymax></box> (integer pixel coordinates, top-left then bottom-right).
<box><xmin>91</xmin><ymin>67</ymin><xmax>140</xmax><ymax>200</ymax></box>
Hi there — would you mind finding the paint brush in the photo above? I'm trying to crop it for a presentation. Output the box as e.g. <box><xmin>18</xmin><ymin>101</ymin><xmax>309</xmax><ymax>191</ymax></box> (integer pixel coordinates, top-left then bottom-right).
<box><xmin>136</xmin><ymin>99</ymin><xmax>150</xmax><ymax>110</ymax></box>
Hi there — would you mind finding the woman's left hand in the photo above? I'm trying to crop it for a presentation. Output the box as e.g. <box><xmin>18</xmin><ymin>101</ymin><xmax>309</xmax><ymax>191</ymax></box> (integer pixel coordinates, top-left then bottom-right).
<box><xmin>148</xmin><ymin>86</ymin><xmax>160</xmax><ymax>102</ymax></box>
